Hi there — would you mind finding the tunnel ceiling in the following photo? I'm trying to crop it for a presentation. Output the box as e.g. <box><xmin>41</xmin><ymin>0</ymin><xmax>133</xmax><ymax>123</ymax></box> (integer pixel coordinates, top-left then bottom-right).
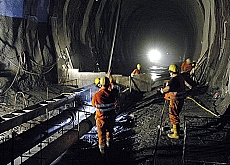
<box><xmin>53</xmin><ymin>0</ymin><xmax>204</xmax><ymax>74</ymax></box>
<box><xmin>2</xmin><ymin>0</ymin><xmax>230</xmax><ymax>99</ymax></box>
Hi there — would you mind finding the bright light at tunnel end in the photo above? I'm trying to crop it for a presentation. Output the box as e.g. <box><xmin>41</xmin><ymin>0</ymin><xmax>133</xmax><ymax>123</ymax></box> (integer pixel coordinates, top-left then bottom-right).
<box><xmin>147</xmin><ymin>49</ymin><xmax>161</xmax><ymax>63</ymax></box>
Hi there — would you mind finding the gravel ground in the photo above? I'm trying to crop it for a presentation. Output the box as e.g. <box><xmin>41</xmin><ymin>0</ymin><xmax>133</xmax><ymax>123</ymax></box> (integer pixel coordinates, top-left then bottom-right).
<box><xmin>1</xmin><ymin>79</ymin><xmax>229</xmax><ymax>165</ymax></box>
<box><xmin>53</xmin><ymin>79</ymin><xmax>230</xmax><ymax>165</ymax></box>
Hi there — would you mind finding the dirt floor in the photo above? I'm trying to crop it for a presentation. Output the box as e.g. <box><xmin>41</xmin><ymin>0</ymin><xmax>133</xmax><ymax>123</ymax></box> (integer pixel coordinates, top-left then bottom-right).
<box><xmin>51</xmin><ymin>77</ymin><xmax>230</xmax><ymax>165</ymax></box>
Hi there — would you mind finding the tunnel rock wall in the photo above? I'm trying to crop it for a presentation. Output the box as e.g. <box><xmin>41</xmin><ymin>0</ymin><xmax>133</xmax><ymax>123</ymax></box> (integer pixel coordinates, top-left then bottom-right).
<box><xmin>0</xmin><ymin>0</ymin><xmax>57</xmax><ymax>96</ymax></box>
<box><xmin>194</xmin><ymin>0</ymin><xmax>230</xmax><ymax>115</ymax></box>
<box><xmin>0</xmin><ymin>16</ymin><xmax>24</xmax><ymax>95</ymax></box>
<box><xmin>200</xmin><ymin>0</ymin><xmax>230</xmax><ymax>90</ymax></box>
<box><xmin>50</xmin><ymin>0</ymin><xmax>120</xmax><ymax>74</ymax></box>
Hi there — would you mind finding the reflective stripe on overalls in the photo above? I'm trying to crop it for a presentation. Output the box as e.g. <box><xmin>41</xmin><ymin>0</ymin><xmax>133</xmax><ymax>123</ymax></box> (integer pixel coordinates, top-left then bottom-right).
<box><xmin>96</xmin><ymin>103</ymin><xmax>115</xmax><ymax>112</ymax></box>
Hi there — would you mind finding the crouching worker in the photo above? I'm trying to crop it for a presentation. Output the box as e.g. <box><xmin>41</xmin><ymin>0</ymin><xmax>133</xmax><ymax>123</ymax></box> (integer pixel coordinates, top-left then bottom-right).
<box><xmin>160</xmin><ymin>64</ymin><xmax>185</xmax><ymax>139</ymax></box>
<box><xmin>92</xmin><ymin>77</ymin><xmax>118</xmax><ymax>154</ymax></box>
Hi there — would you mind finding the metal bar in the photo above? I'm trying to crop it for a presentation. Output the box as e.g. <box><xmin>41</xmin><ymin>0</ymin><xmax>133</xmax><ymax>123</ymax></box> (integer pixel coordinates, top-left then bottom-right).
<box><xmin>107</xmin><ymin>0</ymin><xmax>122</xmax><ymax>73</ymax></box>
<box><xmin>0</xmin><ymin>107</ymin><xmax>79</xmax><ymax>164</ymax></box>
<box><xmin>21</xmin><ymin>113</ymin><xmax>95</xmax><ymax>165</ymax></box>
<box><xmin>0</xmin><ymin>93</ymin><xmax>76</xmax><ymax>134</ymax></box>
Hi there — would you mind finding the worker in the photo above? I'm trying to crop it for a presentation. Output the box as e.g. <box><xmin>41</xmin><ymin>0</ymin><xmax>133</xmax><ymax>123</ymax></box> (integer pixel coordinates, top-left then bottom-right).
<box><xmin>160</xmin><ymin>64</ymin><xmax>185</xmax><ymax>139</ymax></box>
<box><xmin>94</xmin><ymin>77</ymin><xmax>101</xmax><ymax>88</ymax></box>
<box><xmin>107</xmin><ymin>70</ymin><xmax>120</xmax><ymax>91</ymax></box>
<box><xmin>181</xmin><ymin>58</ymin><xmax>196</xmax><ymax>89</ymax></box>
<box><xmin>190</xmin><ymin>60</ymin><xmax>198</xmax><ymax>82</ymax></box>
<box><xmin>95</xmin><ymin>75</ymin><xmax>119</xmax><ymax>92</ymax></box>
<box><xmin>191</xmin><ymin>60</ymin><xmax>196</xmax><ymax>69</ymax></box>
<box><xmin>181</xmin><ymin>58</ymin><xmax>192</xmax><ymax>74</ymax></box>
<box><xmin>131</xmin><ymin>63</ymin><xmax>141</xmax><ymax>77</ymax></box>
<box><xmin>92</xmin><ymin>77</ymin><xmax>118</xmax><ymax>155</ymax></box>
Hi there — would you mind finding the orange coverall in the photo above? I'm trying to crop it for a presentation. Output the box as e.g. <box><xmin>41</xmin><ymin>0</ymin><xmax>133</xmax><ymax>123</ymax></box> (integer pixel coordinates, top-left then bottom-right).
<box><xmin>131</xmin><ymin>68</ymin><xmax>141</xmax><ymax>75</ymax></box>
<box><xmin>164</xmin><ymin>74</ymin><xmax>185</xmax><ymax>124</ymax></box>
<box><xmin>181</xmin><ymin>61</ymin><xmax>192</xmax><ymax>73</ymax></box>
<box><xmin>92</xmin><ymin>88</ymin><xmax>117</xmax><ymax>147</ymax></box>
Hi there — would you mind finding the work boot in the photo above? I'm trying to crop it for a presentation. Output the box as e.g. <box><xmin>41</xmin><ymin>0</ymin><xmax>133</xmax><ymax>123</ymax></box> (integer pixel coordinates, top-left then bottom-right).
<box><xmin>99</xmin><ymin>145</ymin><xmax>105</xmax><ymax>155</ymax></box>
<box><xmin>170</xmin><ymin>126</ymin><xmax>183</xmax><ymax>135</ymax></box>
<box><xmin>168</xmin><ymin>124</ymin><xmax>179</xmax><ymax>139</ymax></box>
<box><xmin>170</xmin><ymin>125</ymin><xmax>180</xmax><ymax>133</ymax></box>
<box><xmin>106</xmin><ymin>139</ymin><xmax>110</xmax><ymax>148</ymax></box>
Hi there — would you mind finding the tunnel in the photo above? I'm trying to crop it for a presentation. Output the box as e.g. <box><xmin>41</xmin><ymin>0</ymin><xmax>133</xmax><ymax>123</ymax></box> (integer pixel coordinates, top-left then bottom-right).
<box><xmin>0</xmin><ymin>0</ymin><xmax>230</xmax><ymax>164</ymax></box>
<box><xmin>0</xmin><ymin>0</ymin><xmax>229</xmax><ymax>93</ymax></box>
<box><xmin>51</xmin><ymin>0</ymin><xmax>203</xmax><ymax>73</ymax></box>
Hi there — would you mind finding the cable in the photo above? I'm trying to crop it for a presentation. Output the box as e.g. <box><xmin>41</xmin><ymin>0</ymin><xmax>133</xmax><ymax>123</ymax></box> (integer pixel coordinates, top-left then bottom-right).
<box><xmin>186</xmin><ymin>96</ymin><xmax>220</xmax><ymax>117</ymax></box>
<box><xmin>2</xmin><ymin>65</ymin><xmax>20</xmax><ymax>95</ymax></box>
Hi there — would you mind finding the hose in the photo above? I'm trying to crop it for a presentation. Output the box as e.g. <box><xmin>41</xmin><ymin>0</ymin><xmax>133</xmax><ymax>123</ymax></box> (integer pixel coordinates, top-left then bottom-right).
<box><xmin>186</xmin><ymin>96</ymin><xmax>220</xmax><ymax>117</ymax></box>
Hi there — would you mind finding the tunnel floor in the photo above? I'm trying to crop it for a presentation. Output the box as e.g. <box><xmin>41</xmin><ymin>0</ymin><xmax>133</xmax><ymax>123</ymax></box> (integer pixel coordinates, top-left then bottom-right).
<box><xmin>50</xmin><ymin>80</ymin><xmax>230</xmax><ymax>165</ymax></box>
<box><xmin>1</xmin><ymin>76</ymin><xmax>229</xmax><ymax>165</ymax></box>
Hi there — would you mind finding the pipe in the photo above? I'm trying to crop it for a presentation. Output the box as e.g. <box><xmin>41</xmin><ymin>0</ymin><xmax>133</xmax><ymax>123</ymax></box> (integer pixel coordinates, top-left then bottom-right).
<box><xmin>0</xmin><ymin>93</ymin><xmax>77</xmax><ymax>134</ymax></box>
<box><xmin>21</xmin><ymin>113</ymin><xmax>96</xmax><ymax>165</ymax></box>
<box><xmin>0</xmin><ymin>107</ymin><xmax>80</xmax><ymax>165</ymax></box>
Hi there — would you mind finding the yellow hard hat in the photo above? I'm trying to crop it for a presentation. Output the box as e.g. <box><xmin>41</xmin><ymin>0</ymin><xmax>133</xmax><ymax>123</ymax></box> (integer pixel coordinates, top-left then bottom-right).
<box><xmin>94</xmin><ymin>78</ymin><xmax>100</xmax><ymax>85</ymax></box>
<box><xmin>137</xmin><ymin>64</ymin><xmax>141</xmax><ymax>69</ymax></box>
<box><xmin>100</xmin><ymin>77</ymin><xmax>110</xmax><ymax>86</ymax></box>
<box><xmin>168</xmin><ymin>64</ymin><xmax>179</xmax><ymax>73</ymax></box>
<box><xmin>186</xmin><ymin>58</ymin><xmax>191</xmax><ymax>63</ymax></box>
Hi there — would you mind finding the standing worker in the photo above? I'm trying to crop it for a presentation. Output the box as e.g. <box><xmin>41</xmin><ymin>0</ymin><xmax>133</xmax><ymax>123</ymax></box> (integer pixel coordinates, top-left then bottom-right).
<box><xmin>160</xmin><ymin>64</ymin><xmax>185</xmax><ymax>139</ymax></box>
<box><xmin>131</xmin><ymin>63</ymin><xmax>141</xmax><ymax>77</ymax></box>
<box><xmin>92</xmin><ymin>77</ymin><xmax>118</xmax><ymax>154</ymax></box>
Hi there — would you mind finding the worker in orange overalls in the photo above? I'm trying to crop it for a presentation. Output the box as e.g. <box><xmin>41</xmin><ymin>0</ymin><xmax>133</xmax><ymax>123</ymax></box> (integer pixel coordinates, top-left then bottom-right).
<box><xmin>160</xmin><ymin>64</ymin><xmax>185</xmax><ymax>139</ymax></box>
<box><xmin>92</xmin><ymin>77</ymin><xmax>118</xmax><ymax>154</ymax></box>
<box><xmin>181</xmin><ymin>58</ymin><xmax>192</xmax><ymax>74</ymax></box>
<box><xmin>94</xmin><ymin>76</ymin><xmax>119</xmax><ymax>92</ymax></box>
<box><xmin>181</xmin><ymin>58</ymin><xmax>197</xmax><ymax>89</ymax></box>
<box><xmin>131</xmin><ymin>63</ymin><xmax>141</xmax><ymax>77</ymax></box>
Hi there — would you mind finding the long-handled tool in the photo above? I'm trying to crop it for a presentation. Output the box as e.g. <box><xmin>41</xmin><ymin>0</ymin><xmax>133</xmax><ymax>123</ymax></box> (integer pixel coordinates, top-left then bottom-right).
<box><xmin>152</xmin><ymin>99</ymin><xmax>167</xmax><ymax>165</ymax></box>
<box><xmin>107</xmin><ymin>0</ymin><xmax>122</xmax><ymax>74</ymax></box>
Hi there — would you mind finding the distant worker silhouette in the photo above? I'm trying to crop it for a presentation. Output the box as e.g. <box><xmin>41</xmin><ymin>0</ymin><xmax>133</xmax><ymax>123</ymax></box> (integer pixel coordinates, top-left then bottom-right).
<box><xmin>131</xmin><ymin>63</ymin><xmax>141</xmax><ymax>77</ymax></box>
